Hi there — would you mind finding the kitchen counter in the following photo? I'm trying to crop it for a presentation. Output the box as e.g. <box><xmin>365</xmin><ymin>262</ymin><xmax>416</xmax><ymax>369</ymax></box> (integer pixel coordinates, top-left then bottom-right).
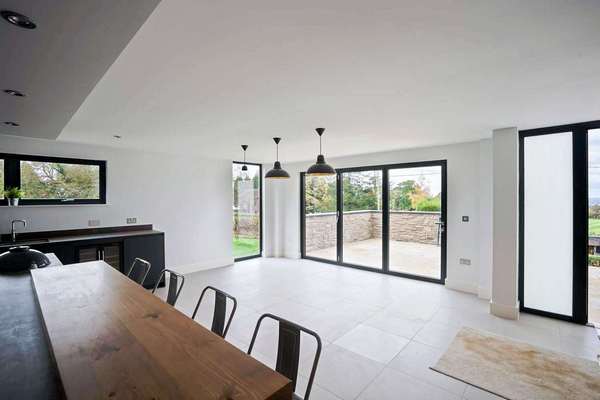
<box><xmin>0</xmin><ymin>270</ymin><xmax>64</xmax><ymax>399</ymax></box>
<box><xmin>0</xmin><ymin>227</ymin><xmax>163</xmax><ymax>249</ymax></box>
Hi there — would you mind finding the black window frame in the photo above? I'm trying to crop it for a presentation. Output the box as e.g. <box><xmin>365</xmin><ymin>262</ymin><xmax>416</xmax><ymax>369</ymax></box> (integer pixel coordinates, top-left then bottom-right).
<box><xmin>232</xmin><ymin>161</ymin><xmax>263</xmax><ymax>262</ymax></box>
<box><xmin>300</xmin><ymin>159</ymin><xmax>447</xmax><ymax>284</ymax></box>
<box><xmin>0</xmin><ymin>152</ymin><xmax>107</xmax><ymax>206</ymax></box>
<box><xmin>518</xmin><ymin>120</ymin><xmax>600</xmax><ymax>325</ymax></box>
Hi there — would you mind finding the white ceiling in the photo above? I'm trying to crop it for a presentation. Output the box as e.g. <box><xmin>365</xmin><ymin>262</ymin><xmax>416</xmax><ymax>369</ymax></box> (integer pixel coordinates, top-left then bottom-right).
<box><xmin>0</xmin><ymin>0</ymin><xmax>159</xmax><ymax>140</ymax></box>
<box><xmin>19</xmin><ymin>0</ymin><xmax>600</xmax><ymax>162</ymax></box>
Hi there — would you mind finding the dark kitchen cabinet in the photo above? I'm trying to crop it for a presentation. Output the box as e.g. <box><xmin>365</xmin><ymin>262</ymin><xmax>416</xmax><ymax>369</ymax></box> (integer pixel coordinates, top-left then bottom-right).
<box><xmin>77</xmin><ymin>242</ymin><xmax>122</xmax><ymax>271</ymax></box>
<box><xmin>0</xmin><ymin>227</ymin><xmax>165</xmax><ymax>289</ymax></box>
<box><xmin>123</xmin><ymin>234</ymin><xmax>165</xmax><ymax>289</ymax></box>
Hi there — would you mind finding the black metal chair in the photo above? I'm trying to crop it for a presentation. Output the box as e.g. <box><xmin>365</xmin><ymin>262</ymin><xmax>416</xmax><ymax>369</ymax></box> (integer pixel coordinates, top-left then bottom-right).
<box><xmin>247</xmin><ymin>313</ymin><xmax>322</xmax><ymax>400</ymax></box>
<box><xmin>152</xmin><ymin>269</ymin><xmax>185</xmax><ymax>306</ymax></box>
<box><xmin>191</xmin><ymin>286</ymin><xmax>237</xmax><ymax>338</ymax></box>
<box><xmin>126</xmin><ymin>257</ymin><xmax>151</xmax><ymax>286</ymax></box>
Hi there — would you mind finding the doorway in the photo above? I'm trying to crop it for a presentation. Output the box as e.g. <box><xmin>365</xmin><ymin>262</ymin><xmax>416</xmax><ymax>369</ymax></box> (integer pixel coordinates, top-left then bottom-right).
<box><xmin>301</xmin><ymin>160</ymin><xmax>447</xmax><ymax>283</ymax></box>
<box><xmin>519</xmin><ymin>120</ymin><xmax>600</xmax><ymax>325</ymax></box>
<box><xmin>232</xmin><ymin>162</ymin><xmax>262</xmax><ymax>261</ymax></box>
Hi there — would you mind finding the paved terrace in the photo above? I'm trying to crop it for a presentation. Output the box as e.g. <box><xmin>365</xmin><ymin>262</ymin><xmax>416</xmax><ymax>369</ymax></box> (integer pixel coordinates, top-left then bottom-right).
<box><xmin>308</xmin><ymin>238</ymin><xmax>441</xmax><ymax>279</ymax></box>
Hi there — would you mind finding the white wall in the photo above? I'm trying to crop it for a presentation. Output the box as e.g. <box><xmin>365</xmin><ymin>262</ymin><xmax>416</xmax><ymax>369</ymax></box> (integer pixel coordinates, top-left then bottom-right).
<box><xmin>264</xmin><ymin>141</ymin><xmax>490</xmax><ymax>295</ymax></box>
<box><xmin>0</xmin><ymin>134</ymin><xmax>233</xmax><ymax>272</ymax></box>
<box><xmin>478</xmin><ymin>139</ymin><xmax>493</xmax><ymax>299</ymax></box>
<box><xmin>490</xmin><ymin>127</ymin><xmax>520</xmax><ymax>319</ymax></box>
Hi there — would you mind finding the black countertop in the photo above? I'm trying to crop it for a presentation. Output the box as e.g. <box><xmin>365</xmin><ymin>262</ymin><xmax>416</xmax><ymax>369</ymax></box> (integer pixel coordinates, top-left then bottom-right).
<box><xmin>0</xmin><ymin>271</ymin><xmax>64</xmax><ymax>399</ymax></box>
<box><xmin>0</xmin><ymin>227</ymin><xmax>163</xmax><ymax>249</ymax></box>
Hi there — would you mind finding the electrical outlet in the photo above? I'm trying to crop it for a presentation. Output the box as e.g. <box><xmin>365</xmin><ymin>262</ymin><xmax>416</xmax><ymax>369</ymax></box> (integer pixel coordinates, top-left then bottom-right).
<box><xmin>126</xmin><ymin>217</ymin><xmax>137</xmax><ymax>224</ymax></box>
<box><xmin>88</xmin><ymin>219</ymin><xmax>101</xmax><ymax>227</ymax></box>
<box><xmin>459</xmin><ymin>258</ymin><xmax>471</xmax><ymax>266</ymax></box>
<box><xmin>462</xmin><ymin>216</ymin><xmax>469</xmax><ymax>222</ymax></box>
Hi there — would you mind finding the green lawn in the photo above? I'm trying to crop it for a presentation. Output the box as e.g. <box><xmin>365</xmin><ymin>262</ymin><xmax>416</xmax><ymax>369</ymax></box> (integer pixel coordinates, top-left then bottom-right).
<box><xmin>233</xmin><ymin>237</ymin><xmax>260</xmax><ymax>258</ymax></box>
<box><xmin>590</xmin><ymin>219</ymin><xmax>600</xmax><ymax>236</ymax></box>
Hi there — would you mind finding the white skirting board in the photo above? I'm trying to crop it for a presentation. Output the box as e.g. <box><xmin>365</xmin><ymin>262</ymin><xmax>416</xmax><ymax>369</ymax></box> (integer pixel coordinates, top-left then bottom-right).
<box><xmin>490</xmin><ymin>300</ymin><xmax>520</xmax><ymax>320</ymax></box>
<box><xmin>444</xmin><ymin>278</ymin><xmax>478</xmax><ymax>295</ymax></box>
<box><xmin>170</xmin><ymin>257</ymin><xmax>234</xmax><ymax>275</ymax></box>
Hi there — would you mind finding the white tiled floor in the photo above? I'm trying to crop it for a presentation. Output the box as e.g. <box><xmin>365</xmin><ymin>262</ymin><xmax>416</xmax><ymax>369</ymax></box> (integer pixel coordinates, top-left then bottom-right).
<box><xmin>168</xmin><ymin>257</ymin><xmax>599</xmax><ymax>400</ymax></box>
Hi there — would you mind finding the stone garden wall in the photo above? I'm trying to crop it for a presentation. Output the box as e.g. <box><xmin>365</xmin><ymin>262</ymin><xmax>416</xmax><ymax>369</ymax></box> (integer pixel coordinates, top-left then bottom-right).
<box><xmin>305</xmin><ymin>210</ymin><xmax>441</xmax><ymax>252</ymax></box>
<box><xmin>233</xmin><ymin>212</ymin><xmax>260</xmax><ymax>237</ymax></box>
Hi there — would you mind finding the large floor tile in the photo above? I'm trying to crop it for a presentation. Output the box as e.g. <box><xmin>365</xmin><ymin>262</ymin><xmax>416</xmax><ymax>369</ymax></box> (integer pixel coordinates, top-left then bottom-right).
<box><xmin>363</xmin><ymin>310</ymin><xmax>425</xmax><ymax>339</ymax></box>
<box><xmin>334</xmin><ymin>324</ymin><xmax>409</xmax><ymax>364</ymax></box>
<box><xmin>462</xmin><ymin>385</ymin><xmax>504</xmax><ymax>400</ymax></box>
<box><xmin>413</xmin><ymin>321</ymin><xmax>462</xmax><ymax>349</ymax></box>
<box><xmin>388</xmin><ymin>340</ymin><xmax>466</xmax><ymax>395</ymax></box>
<box><xmin>313</xmin><ymin>344</ymin><xmax>385</xmax><ymax>400</ymax></box>
<box><xmin>358</xmin><ymin>368</ymin><xmax>461</xmax><ymax>400</ymax></box>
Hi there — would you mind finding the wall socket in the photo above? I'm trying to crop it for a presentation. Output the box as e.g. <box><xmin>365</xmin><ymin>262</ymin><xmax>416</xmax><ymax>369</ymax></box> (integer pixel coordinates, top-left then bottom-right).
<box><xmin>459</xmin><ymin>258</ymin><xmax>471</xmax><ymax>266</ymax></box>
<box><xmin>126</xmin><ymin>217</ymin><xmax>137</xmax><ymax>224</ymax></box>
<box><xmin>88</xmin><ymin>219</ymin><xmax>101</xmax><ymax>227</ymax></box>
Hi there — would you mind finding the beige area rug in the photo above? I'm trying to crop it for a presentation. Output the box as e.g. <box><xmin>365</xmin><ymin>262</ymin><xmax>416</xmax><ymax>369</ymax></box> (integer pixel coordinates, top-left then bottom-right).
<box><xmin>431</xmin><ymin>327</ymin><xmax>600</xmax><ymax>400</ymax></box>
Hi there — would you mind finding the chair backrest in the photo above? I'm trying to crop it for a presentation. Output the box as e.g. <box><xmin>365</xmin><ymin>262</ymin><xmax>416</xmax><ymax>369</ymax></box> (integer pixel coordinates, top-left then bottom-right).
<box><xmin>191</xmin><ymin>286</ymin><xmax>237</xmax><ymax>338</ymax></box>
<box><xmin>247</xmin><ymin>313</ymin><xmax>322</xmax><ymax>400</ymax></box>
<box><xmin>126</xmin><ymin>257</ymin><xmax>151</xmax><ymax>286</ymax></box>
<box><xmin>152</xmin><ymin>269</ymin><xmax>185</xmax><ymax>306</ymax></box>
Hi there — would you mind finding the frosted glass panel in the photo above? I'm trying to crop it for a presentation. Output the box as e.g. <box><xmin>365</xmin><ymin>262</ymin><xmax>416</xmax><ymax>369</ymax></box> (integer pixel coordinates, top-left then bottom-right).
<box><xmin>523</xmin><ymin>132</ymin><xmax>573</xmax><ymax>316</ymax></box>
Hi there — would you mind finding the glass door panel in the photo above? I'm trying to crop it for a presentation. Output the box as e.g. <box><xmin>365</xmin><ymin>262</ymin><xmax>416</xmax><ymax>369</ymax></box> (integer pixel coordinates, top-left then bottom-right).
<box><xmin>232</xmin><ymin>163</ymin><xmax>261</xmax><ymax>259</ymax></box>
<box><xmin>522</xmin><ymin>132</ymin><xmax>574</xmax><ymax>317</ymax></box>
<box><xmin>341</xmin><ymin>170</ymin><xmax>383</xmax><ymax>268</ymax></box>
<box><xmin>304</xmin><ymin>175</ymin><xmax>337</xmax><ymax>261</ymax></box>
<box><xmin>588</xmin><ymin>129</ymin><xmax>600</xmax><ymax>326</ymax></box>
<box><xmin>388</xmin><ymin>166</ymin><xmax>443</xmax><ymax>279</ymax></box>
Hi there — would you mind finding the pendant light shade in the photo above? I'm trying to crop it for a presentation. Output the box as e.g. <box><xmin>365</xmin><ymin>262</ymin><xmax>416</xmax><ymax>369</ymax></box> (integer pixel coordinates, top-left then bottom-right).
<box><xmin>265</xmin><ymin>137</ymin><xmax>290</xmax><ymax>179</ymax></box>
<box><xmin>306</xmin><ymin>127</ymin><xmax>335</xmax><ymax>176</ymax></box>
<box><xmin>240</xmin><ymin>145</ymin><xmax>248</xmax><ymax>171</ymax></box>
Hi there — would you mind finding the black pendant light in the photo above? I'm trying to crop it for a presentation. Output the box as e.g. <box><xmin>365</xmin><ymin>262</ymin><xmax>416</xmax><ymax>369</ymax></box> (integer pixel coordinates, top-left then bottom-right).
<box><xmin>265</xmin><ymin>137</ymin><xmax>290</xmax><ymax>179</ymax></box>
<box><xmin>306</xmin><ymin>127</ymin><xmax>335</xmax><ymax>176</ymax></box>
<box><xmin>241</xmin><ymin>145</ymin><xmax>248</xmax><ymax>171</ymax></box>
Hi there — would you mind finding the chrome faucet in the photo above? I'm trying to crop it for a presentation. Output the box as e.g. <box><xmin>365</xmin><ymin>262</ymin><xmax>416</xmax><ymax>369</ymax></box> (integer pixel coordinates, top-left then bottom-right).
<box><xmin>11</xmin><ymin>219</ymin><xmax>26</xmax><ymax>242</ymax></box>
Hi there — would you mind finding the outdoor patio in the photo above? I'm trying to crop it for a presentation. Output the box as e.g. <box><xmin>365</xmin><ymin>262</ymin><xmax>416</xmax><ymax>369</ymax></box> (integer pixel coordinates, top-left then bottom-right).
<box><xmin>589</xmin><ymin>266</ymin><xmax>600</xmax><ymax>327</ymax></box>
<box><xmin>307</xmin><ymin>238</ymin><xmax>441</xmax><ymax>279</ymax></box>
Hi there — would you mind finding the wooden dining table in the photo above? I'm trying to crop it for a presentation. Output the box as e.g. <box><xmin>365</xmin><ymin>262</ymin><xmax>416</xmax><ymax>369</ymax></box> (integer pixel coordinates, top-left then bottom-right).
<box><xmin>30</xmin><ymin>261</ymin><xmax>292</xmax><ymax>399</ymax></box>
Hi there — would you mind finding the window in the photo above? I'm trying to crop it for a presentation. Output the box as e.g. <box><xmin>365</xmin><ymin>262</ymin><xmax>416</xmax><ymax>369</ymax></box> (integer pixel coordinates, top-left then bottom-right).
<box><xmin>0</xmin><ymin>158</ymin><xmax>4</xmax><ymax>199</ymax></box>
<box><xmin>518</xmin><ymin>120</ymin><xmax>597</xmax><ymax>325</ymax></box>
<box><xmin>0</xmin><ymin>153</ymin><xmax>106</xmax><ymax>205</ymax></box>
<box><xmin>232</xmin><ymin>162</ymin><xmax>262</xmax><ymax>260</ymax></box>
<box><xmin>301</xmin><ymin>160</ymin><xmax>447</xmax><ymax>284</ymax></box>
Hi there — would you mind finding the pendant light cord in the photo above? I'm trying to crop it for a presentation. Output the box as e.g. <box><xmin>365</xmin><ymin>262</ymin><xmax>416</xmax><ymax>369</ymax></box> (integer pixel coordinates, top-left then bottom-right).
<box><xmin>320</xmin><ymin>135</ymin><xmax>322</xmax><ymax>155</ymax></box>
<box><xmin>276</xmin><ymin>142</ymin><xmax>279</xmax><ymax>162</ymax></box>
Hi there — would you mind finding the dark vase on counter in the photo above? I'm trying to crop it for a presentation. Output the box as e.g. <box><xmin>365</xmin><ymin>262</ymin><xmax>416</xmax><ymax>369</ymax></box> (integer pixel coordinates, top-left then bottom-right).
<box><xmin>0</xmin><ymin>246</ymin><xmax>51</xmax><ymax>272</ymax></box>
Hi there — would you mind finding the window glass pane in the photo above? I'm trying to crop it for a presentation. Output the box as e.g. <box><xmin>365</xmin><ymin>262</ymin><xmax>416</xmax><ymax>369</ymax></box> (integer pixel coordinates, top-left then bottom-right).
<box><xmin>20</xmin><ymin>161</ymin><xmax>100</xmax><ymax>200</ymax></box>
<box><xmin>304</xmin><ymin>175</ymin><xmax>337</xmax><ymax>261</ymax></box>
<box><xmin>232</xmin><ymin>164</ymin><xmax>260</xmax><ymax>258</ymax></box>
<box><xmin>588</xmin><ymin>128</ymin><xmax>600</xmax><ymax>326</ymax></box>
<box><xmin>342</xmin><ymin>170</ymin><xmax>382</xmax><ymax>268</ymax></box>
<box><xmin>523</xmin><ymin>132</ymin><xmax>573</xmax><ymax>316</ymax></box>
<box><xmin>0</xmin><ymin>159</ymin><xmax>4</xmax><ymax>199</ymax></box>
<box><xmin>388</xmin><ymin>166</ymin><xmax>442</xmax><ymax>279</ymax></box>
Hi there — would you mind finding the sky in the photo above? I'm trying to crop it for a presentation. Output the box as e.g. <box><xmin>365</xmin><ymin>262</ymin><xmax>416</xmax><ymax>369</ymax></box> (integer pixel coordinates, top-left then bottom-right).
<box><xmin>389</xmin><ymin>166</ymin><xmax>442</xmax><ymax>196</ymax></box>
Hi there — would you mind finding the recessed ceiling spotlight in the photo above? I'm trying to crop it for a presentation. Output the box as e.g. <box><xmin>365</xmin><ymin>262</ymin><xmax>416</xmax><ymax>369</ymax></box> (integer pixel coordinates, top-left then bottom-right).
<box><xmin>4</xmin><ymin>121</ymin><xmax>20</xmax><ymax>127</ymax></box>
<box><xmin>113</xmin><ymin>135</ymin><xmax>122</xmax><ymax>139</ymax></box>
<box><xmin>3</xmin><ymin>89</ymin><xmax>25</xmax><ymax>97</ymax></box>
<box><xmin>1</xmin><ymin>10</ymin><xmax>36</xmax><ymax>29</ymax></box>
